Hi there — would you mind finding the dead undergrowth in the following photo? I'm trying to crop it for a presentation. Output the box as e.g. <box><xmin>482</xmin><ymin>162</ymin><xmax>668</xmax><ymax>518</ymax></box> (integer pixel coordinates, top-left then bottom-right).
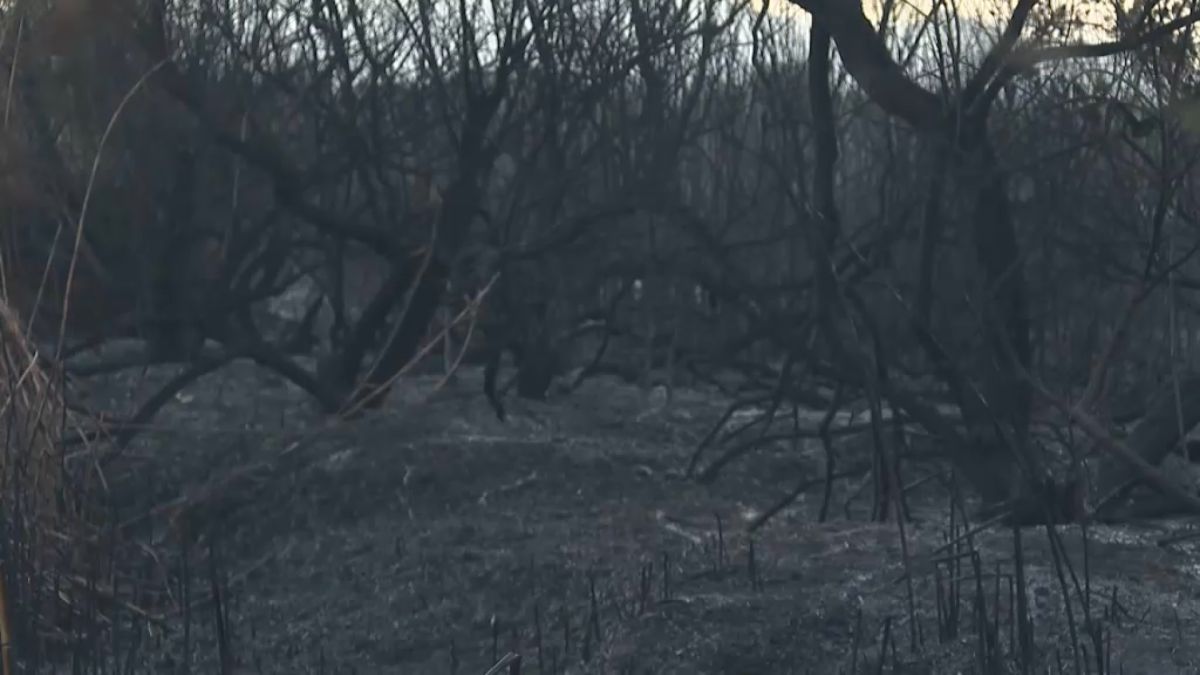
<box><xmin>39</xmin><ymin>361</ymin><xmax>1200</xmax><ymax>674</ymax></box>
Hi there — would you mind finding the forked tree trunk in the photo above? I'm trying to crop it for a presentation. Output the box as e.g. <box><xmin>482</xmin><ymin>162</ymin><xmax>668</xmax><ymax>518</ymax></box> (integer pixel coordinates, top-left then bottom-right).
<box><xmin>805</xmin><ymin>19</ymin><xmax>1032</xmax><ymax>507</ymax></box>
<box><xmin>794</xmin><ymin>0</ymin><xmax>1042</xmax><ymax>508</ymax></box>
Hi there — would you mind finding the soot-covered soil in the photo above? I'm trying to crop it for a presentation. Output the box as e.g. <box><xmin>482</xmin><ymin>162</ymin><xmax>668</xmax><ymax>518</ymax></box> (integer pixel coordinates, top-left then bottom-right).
<box><xmin>77</xmin><ymin>361</ymin><xmax>1200</xmax><ymax>674</ymax></box>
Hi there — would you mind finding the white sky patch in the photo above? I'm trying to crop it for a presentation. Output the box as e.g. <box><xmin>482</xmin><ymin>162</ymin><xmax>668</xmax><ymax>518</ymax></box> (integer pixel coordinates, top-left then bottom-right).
<box><xmin>753</xmin><ymin>0</ymin><xmax>1128</xmax><ymax>41</ymax></box>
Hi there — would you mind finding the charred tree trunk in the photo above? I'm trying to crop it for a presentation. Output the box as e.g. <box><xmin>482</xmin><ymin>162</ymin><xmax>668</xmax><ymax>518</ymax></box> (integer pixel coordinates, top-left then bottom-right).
<box><xmin>351</xmin><ymin>259</ymin><xmax>450</xmax><ymax>412</ymax></box>
<box><xmin>949</xmin><ymin>124</ymin><xmax>1036</xmax><ymax>506</ymax></box>
<box><xmin>804</xmin><ymin>15</ymin><xmax>1034</xmax><ymax>507</ymax></box>
<box><xmin>145</xmin><ymin>146</ymin><xmax>207</xmax><ymax>361</ymax></box>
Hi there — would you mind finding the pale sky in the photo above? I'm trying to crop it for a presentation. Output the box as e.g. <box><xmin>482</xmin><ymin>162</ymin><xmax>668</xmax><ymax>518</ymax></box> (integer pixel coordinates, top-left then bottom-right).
<box><xmin>754</xmin><ymin>0</ymin><xmax>1119</xmax><ymax>36</ymax></box>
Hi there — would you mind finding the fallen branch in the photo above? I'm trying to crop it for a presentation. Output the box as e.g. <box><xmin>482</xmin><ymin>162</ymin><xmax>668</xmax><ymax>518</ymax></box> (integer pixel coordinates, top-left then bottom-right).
<box><xmin>478</xmin><ymin>470</ymin><xmax>538</xmax><ymax>506</ymax></box>
<box><xmin>1029</xmin><ymin>379</ymin><xmax>1200</xmax><ymax>518</ymax></box>
<box><xmin>484</xmin><ymin>653</ymin><xmax>521</xmax><ymax>675</ymax></box>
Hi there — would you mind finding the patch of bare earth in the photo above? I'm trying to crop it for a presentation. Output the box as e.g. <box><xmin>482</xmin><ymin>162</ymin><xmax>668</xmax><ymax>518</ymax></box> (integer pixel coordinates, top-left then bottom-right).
<box><xmin>89</xmin><ymin>364</ymin><xmax>1200</xmax><ymax>673</ymax></box>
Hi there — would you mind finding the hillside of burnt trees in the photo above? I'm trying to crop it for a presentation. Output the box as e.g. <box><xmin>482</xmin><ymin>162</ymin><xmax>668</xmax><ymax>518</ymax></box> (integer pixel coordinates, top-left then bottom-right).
<box><xmin>2</xmin><ymin>0</ymin><xmax>1200</xmax><ymax>670</ymax></box>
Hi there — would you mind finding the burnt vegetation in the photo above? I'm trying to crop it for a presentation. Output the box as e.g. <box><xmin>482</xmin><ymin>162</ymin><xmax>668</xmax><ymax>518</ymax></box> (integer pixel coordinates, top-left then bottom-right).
<box><xmin>1</xmin><ymin>0</ymin><xmax>1200</xmax><ymax>672</ymax></box>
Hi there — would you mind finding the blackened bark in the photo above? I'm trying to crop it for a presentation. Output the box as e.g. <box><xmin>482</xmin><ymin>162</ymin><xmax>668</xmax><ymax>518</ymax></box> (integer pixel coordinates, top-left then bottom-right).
<box><xmin>953</xmin><ymin>129</ymin><xmax>1035</xmax><ymax>505</ymax></box>
<box><xmin>786</xmin><ymin>0</ymin><xmax>941</xmax><ymax>130</ymax></box>
<box><xmin>352</xmin><ymin>258</ymin><xmax>449</xmax><ymax>411</ymax></box>
<box><xmin>914</xmin><ymin>152</ymin><xmax>946</xmax><ymax>331</ymax></box>
<box><xmin>964</xmin><ymin>134</ymin><xmax>1032</xmax><ymax>440</ymax></box>
<box><xmin>350</xmin><ymin>166</ymin><xmax>492</xmax><ymax>410</ymax></box>
<box><xmin>794</xmin><ymin>0</ymin><xmax>1035</xmax><ymax>506</ymax></box>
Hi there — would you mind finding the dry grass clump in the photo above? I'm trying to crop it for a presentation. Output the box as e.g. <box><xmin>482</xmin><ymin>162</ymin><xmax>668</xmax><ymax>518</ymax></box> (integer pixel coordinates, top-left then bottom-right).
<box><xmin>0</xmin><ymin>295</ymin><xmax>106</xmax><ymax>670</ymax></box>
<box><xmin>0</xmin><ymin>298</ymin><xmax>67</xmax><ymax>555</ymax></box>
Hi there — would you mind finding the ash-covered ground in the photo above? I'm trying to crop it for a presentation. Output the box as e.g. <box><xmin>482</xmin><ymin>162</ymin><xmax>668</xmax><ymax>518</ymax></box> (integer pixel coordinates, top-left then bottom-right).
<box><xmin>70</xmin><ymin>361</ymin><xmax>1200</xmax><ymax>674</ymax></box>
